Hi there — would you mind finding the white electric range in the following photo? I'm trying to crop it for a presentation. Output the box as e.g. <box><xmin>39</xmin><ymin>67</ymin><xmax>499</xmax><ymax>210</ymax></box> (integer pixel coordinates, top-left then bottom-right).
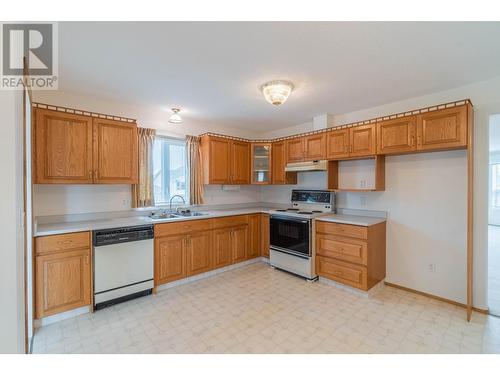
<box><xmin>269</xmin><ymin>190</ymin><xmax>335</xmax><ymax>281</ymax></box>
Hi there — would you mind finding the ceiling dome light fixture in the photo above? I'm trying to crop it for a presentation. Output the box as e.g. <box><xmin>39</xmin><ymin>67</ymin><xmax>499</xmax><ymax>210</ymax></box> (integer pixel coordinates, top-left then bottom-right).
<box><xmin>168</xmin><ymin>108</ymin><xmax>183</xmax><ymax>124</ymax></box>
<box><xmin>260</xmin><ymin>80</ymin><xmax>294</xmax><ymax>106</ymax></box>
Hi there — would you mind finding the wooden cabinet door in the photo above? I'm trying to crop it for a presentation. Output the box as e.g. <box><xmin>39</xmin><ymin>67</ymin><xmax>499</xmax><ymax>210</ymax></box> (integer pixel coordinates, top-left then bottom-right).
<box><xmin>272</xmin><ymin>141</ymin><xmax>292</xmax><ymax>184</ymax></box>
<box><xmin>186</xmin><ymin>231</ymin><xmax>212</xmax><ymax>276</ymax></box>
<box><xmin>349</xmin><ymin>124</ymin><xmax>376</xmax><ymax>157</ymax></box>
<box><xmin>207</xmin><ymin>137</ymin><xmax>231</xmax><ymax>184</ymax></box>
<box><xmin>93</xmin><ymin>118</ymin><xmax>138</xmax><ymax>184</ymax></box>
<box><xmin>286</xmin><ymin>138</ymin><xmax>305</xmax><ymax>162</ymax></box>
<box><xmin>213</xmin><ymin>228</ymin><xmax>232</xmax><ymax>268</ymax></box>
<box><xmin>304</xmin><ymin>133</ymin><xmax>326</xmax><ymax>161</ymax></box>
<box><xmin>377</xmin><ymin>116</ymin><xmax>417</xmax><ymax>154</ymax></box>
<box><xmin>35</xmin><ymin>249</ymin><xmax>91</xmax><ymax>318</ymax></box>
<box><xmin>232</xmin><ymin>225</ymin><xmax>248</xmax><ymax>263</ymax></box>
<box><xmin>260</xmin><ymin>214</ymin><xmax>270</xmax><ymax>257</ymax></box>
<box><xmin>247</xmin><ymin>214</ymin><xmax>260</xmax><ymax>259</ymax></box>
<box><xmin>34</xmin><ymin>109</ymin><xmax>93</xmax><ymax>184</ymax></box>
<box><xmin>155</xmin><ymin>234</ymin><xmax>186</xmax><ymax>285</ymax></box>
<box><xmin>416</xmin><ymin>105</ymin><xmax>467</xmax><ymax>151</ymax></box>
<box><xmin>230</xmin><ymin>140</ymin><xmax>251</xmax><ymax>184</ymax></box>
<box><xmin>326</xmin><ymin>129</ymin><xmax>349</xmax><ymax>159</ymax></box>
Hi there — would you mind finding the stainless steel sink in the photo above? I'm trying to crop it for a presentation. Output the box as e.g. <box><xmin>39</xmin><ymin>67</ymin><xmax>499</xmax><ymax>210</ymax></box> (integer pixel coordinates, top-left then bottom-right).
<box><xmin>173</xmin><ymin>212</ymin><xmax>208</xmax><ymax>217</ymax></box>
<box><xmin>149</xmin><ymin>212</ymin><xmax>178</xmax><ymax>220</ymax></box>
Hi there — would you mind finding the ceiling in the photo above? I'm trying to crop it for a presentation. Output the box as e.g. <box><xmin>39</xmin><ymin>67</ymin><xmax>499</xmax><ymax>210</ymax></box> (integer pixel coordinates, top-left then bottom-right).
<box><xmin>58</xmin><ymin>22</ymin><xmax>500</xmax><ymax>131</ymax></box>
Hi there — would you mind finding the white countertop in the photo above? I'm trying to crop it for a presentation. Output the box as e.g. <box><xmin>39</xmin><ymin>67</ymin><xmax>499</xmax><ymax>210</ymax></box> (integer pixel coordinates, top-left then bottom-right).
<box><xmin>34</xmin><ymin>207</ymin><xmax>387</xmax><ymax>236</ymax></box>
<box><xmin>316</xmin><ymin>214</ymin><xmax>386</xmax><ymax>227</ymax></box>
<box><xmin>34</xmin><ymin>207</ymin><xmax>274</xmax><ymax>236</ymax></box>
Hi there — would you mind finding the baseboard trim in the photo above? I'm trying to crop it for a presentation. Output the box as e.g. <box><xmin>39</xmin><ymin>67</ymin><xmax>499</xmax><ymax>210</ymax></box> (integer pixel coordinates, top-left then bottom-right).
<box><xmin>34</xmin><ymin>305</ymin><xmax>91</xmax><ymax>328</ymax></box>
<box><xmin>384</xmin><ymin>282</ymin><xmax>489</xmax><ymax>315</ymax></box>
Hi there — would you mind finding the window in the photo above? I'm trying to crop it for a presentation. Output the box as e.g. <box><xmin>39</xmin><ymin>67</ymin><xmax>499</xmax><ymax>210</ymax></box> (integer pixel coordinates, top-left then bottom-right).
<box><xmin>153</xmin><ymin>136</ymin><xmax>188</xmax><ymax>205</ymax></box>
<box><xmin>492</xmin><ymin>164</ymin><xmax>500</xmax><ymax>208</ymax></box>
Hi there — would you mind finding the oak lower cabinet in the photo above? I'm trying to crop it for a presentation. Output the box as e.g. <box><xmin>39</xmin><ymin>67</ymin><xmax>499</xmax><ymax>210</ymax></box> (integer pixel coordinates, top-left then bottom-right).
<box><xmin>155</xmin><ymin>219</ymin><xmax>213</xmax><ymax>284</ymax></box>
<box><xmin>186</xmin><ymin>230</ymin><xmax>213</xmax><ymax>276</ymax></box>
<box><xmin>213</xmin><ymin>227</ymin><xmax>233</xmax><ymax>268</ymax></box>
<box><xmin>213</xmin><ymin>225</ymin><xmax>248</xmax><ymax>267</ymax></box>
<box><xmin>260</xmin><ymin>214</ymin><xmax>270</xmax><ymax>257</ymax></box>
<box><xmin>247</xmin><ymin>214</ymin><xmax>261</xmax><ymax>259</ymax></box>
<box><xmin>34</xmin><ymin>232</ymin><xmax>92</xmax><ymax>319</ymax></box>
<box><xmin>315</xmin><ymin>220</ymin><xmax>386</xmax><ymax>291</ymax></box>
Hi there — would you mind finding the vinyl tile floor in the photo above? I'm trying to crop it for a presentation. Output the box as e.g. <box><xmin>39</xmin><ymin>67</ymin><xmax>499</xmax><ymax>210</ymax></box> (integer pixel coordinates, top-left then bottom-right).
<box><xmin>33</xmin><ymin>262</ymin><xmax>500</xmax><ymax>354</ymax></box>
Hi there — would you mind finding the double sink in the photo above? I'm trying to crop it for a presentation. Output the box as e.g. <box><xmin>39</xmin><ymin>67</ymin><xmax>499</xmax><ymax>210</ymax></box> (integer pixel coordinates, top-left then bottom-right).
<box><xmin>149</xmin><ymin>211</ymin><xmax>208</xmax><ymax>221</ymax></box>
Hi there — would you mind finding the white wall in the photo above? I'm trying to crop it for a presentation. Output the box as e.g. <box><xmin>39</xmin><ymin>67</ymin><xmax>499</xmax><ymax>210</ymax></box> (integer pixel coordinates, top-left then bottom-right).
<box><xmin>0</xmin><ymin>89</ymin><xmax>25</xmax><ymax>353</ymax></box>
<box><xmin>32</xmin><ymin>90</ymin><xmax>263</xmax><ymax>216</ymax></box>
<box><xmin>265</xmin><ymin>76</ymin><xmax>500</xmax><ymax>309</ymax></box>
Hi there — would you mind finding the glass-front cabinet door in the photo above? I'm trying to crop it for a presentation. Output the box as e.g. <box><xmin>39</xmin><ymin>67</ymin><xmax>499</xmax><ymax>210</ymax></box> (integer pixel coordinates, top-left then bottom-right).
<box><xmin>251</xmin><ymin>143</ymin><xmax>271</xmax><ymax>184</ymax></box>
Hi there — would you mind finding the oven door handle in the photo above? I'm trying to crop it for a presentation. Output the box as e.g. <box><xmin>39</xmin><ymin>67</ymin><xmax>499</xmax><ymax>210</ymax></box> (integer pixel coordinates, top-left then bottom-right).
<box><xmin>270</xmin><ymin>215</ymin><xmax>310</xmax><ymax>224</ymax></box>
<box><xmin>270</xmin><ymin>245</ymin><xmax>311</xmax><ymax>259</ymax></box>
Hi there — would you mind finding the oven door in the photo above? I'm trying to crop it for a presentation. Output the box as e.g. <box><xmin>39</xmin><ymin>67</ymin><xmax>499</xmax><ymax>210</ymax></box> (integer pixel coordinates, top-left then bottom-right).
<box><xmin>270</xmin><ymin>215</ymin><xmax>311</xmax><ymax>257</ymax></box>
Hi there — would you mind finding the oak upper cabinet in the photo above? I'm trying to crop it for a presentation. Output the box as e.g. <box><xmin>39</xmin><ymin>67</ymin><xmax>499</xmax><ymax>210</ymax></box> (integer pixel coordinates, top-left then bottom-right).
<box><xmin>34</xmin><ymin>108</ymin><xmax>139</xmax><ymax>184</ymax></box>
<box><xmin>326</xmin><ymin>129</ymin><xmax>349</xmax><ymax>159</ymax></box>
<box><xmin>201</xmin><ymin>135</ymin><xmax>250</xmax><ymax>184</ymax></box>
<box><xmin>304</xmin><ymin>133</ymin><xmax>327</xmax><ymax>161</ymax></box>
<box><xmin>93</xmin><ymin>118</ymin><xmax>138</xmax><ymax>184</ymax></box>
<box><xmin>286</xmin><ymin>137</ymin><xmax>305</xmax><ymax>162</ymax></box>
<box><xmin>349</xmin><ymin>124</ymin><xmax>376</xmax><ymax>157</ymax></box>
<box><xmin>155</xmin><ymin>234</ymin><xmax>186</xmax><ymax>284</ymax></box>
<box><xmin>271</xmin><ymin>141</ymin><xmax>297</xmax><ymax>185</ymax></box>
<box><xmin>230</xmin><ymin>140</ymin><xmax>251</xmax><ymax>184</ymax></box>
<box><xmin>201</xmin><ymin>135</ymin><xmax>231</xmax><ymax>184</ymax></box>
<box><xmin>260</xmin><ymin>214</ymin><xmax>270</xmax><ymax>257</ymax></box>
<box><xmin>34</xmin><ymin>109</ymin><xmax>94</xmax><ymax>184</ymax></box>
<box><xmin>251</xmin><ymin>143</ymin><xmax>271</xmax><ymax>184</ymax></box>
<box><xmin>186</xmin><ymin>230</ymin><xmax>212</xmax><ymax>276</ymax></box>
<box><xmin>213</xmin><ymin>228</ymin><xmax>232</xmax><ymax>269</ymax></box>
<box><xmin>416</xmin><ymin>105</ymin><xmax>468</xmax><ymax>151</ymax></box>
<box><xmin>35</xmin><ymin>232</ymin><xmax>91</xmax><ymax>318</ymax></box>
<box><xmin>377</xmin><ymin>116</ymin><xmax>417</xmax><ymax>155</ymax></box>
<box><xmin>247</xmin><ymin>214</ymin><xmax>261</xmax><ymax>259</ymax></box>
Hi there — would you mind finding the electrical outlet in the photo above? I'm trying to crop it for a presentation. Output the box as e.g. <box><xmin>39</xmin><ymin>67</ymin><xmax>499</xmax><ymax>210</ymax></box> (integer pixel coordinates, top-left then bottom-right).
<box><xmin>428</xmin><ymin>263</ymin><xmax>436</xmax><ymax>273</ymax></box>
<box><xmin>360</xmin><ymin>196</ymin><xmax>367</xmax><ymax>207</ymax></box>
<box><xmin>360</xmin><ymin>179</ymin><xmax>367</xmax><ymax>189</ymax></box>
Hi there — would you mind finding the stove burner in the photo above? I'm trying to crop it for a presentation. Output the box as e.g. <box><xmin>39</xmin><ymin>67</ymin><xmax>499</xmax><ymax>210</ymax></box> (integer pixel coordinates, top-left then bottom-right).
<box><xmin>297</xmin><ymin>211</ymin><xmax>313</xmax><ymax>214</ymax></box>
<box><xmin>312</xmin><ymin>210</ymin><xmax>323</xmax><ymax>213</ymax></box>
<box><xmin>286</xmin><ymin>208</ymin><xmax>299</xmax><ymax>211</ymax></box>
<box><xmin>276</xmin><ymin>209</ymin><xmax>286</xmax><ymax>212</ymax></box>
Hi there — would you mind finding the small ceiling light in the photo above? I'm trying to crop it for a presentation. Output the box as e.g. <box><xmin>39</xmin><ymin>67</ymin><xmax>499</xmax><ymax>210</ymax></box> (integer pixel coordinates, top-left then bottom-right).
<box><xmin>168</xmin><ymin>108</ymin><xmax>183</xmax><ymax>124</ymax></box>
<box><xmin>260</xmin><ymin>80</ymin><xmax>294</xmax><ymax>106</ymax></box>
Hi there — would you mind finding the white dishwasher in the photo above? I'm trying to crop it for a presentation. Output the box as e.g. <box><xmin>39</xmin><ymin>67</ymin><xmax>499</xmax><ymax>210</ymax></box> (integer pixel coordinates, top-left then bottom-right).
<box><xmin>93</xmin><ymin>225</ymin><xmax>154</xmax><ymax>310</ymax></box>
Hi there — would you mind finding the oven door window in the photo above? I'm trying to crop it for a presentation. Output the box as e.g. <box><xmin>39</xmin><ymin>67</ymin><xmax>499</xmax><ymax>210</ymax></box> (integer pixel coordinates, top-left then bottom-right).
<box><xmin>270</xmin><ymin>216</ymin><xmax>310</xmax><ymax>256</ymax></box>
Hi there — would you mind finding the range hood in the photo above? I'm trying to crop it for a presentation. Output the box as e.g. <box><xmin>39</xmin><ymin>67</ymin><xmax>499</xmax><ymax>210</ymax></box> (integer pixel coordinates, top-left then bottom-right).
<box><xmin>285</xmin><ymin>160</ymin><xmax>328</xmax><ymax>172</ymax></box>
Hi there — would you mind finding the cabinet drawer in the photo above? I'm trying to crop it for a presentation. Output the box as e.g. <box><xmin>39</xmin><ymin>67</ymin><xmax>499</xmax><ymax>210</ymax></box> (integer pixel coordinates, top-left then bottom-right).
<box><xmin>155</xmin><ymin>219</ymin><xmax>212</xmax><ymax>237</ymax></box>
<box><xmin>316</xmin><ymin>234</ymin><xmax>367</xmax><ymax>265</ymax></box>
<box><xmin>316</xmin><ymin>256</ymin><xmax>367</xmax><ymax>290</ymax></box>
<box><xmin>212</xmin><ymin>215</ymin><xmax>248</xmax><ymax>229</ymax></box>
<box><xmin>35</xmin><ymin>232</ymin><xmax>91</xmax><ymax>255</ymax></box>
<box><xmin>316</xmin><ymin>221</ymin><xmax>367</xmax><ymax>240</ymax></box>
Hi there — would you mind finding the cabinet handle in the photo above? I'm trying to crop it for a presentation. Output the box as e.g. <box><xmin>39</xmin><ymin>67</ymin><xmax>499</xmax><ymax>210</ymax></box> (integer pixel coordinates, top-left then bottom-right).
<box><xmin>410</xmin><ymin>135</ymin><xmax>415</xmax><ymax>146</ymax></box>
<box><xmin>88</xmin><ymin>170</ymin><xmax>92</xmax><ymax>180</ymax></box>
<box><xmin>417</xmin><ymin>136</ymin><xmax>421</xmax><ymax>145</ymax></box>
<box><xmin>85</xmin><ymin>255</ymin><xmax>89</xmax><ymax>265</ymax></box>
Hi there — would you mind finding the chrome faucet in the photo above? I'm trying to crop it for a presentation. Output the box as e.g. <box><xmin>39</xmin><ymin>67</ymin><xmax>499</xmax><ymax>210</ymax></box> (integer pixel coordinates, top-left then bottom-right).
<box><xmin>169</xmin><ymin>195</ymin><xmax>186</xmax><ymax>212</ymax></box>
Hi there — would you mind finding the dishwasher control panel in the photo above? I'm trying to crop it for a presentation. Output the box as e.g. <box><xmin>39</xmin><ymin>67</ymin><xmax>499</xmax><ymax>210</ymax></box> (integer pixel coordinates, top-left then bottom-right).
<box><xmin>93</xmin><ymin>225</ymin><xmax>154</xmax><ymax>247</ymax></box>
